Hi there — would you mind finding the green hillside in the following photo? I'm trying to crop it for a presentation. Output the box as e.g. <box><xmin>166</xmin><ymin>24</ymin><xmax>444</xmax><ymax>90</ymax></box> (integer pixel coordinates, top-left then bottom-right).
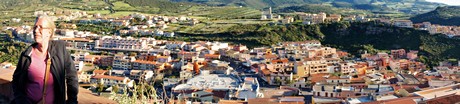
<box><xmin>410</xmin><ymin>6</ymin><xmax>460</xmax><ymax>26</ymax></box>
<box><xmin>273</xmin><ymin>4</ymin><xmax>371</xmax><ymax>15</ymax></box>
<box><xmin>175</xmin><ymin>21</ymin><xmax>460</xmax><ymax>67</ymax></box>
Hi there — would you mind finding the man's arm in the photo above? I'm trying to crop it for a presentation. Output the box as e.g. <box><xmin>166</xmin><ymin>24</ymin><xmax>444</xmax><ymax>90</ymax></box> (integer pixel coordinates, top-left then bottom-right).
<box><xmin>63</xmin><ymin>43</ymin><xmax>79</xmax><ymax>104</ymax></box>
<box><xmin>11</xmin><ymin>52</ymin><xmax>32</xmax><ymax>104</ymax></box>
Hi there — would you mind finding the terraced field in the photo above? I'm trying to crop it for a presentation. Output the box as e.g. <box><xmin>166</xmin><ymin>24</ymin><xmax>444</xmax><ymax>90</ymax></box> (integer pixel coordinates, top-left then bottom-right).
<box><xmin>59</xmin><ymin>1</ymin><xmax>108</xmax><ymax>11</ymax></box>
<box><xmin>185</xmin><ymin>6</ymin><xmax>261</xmax><ymax>19</ymax></box>
<box><xmin>112</xmin><ymin>1</ymin><xmax>137</xmax><ymax>11</ymax></box>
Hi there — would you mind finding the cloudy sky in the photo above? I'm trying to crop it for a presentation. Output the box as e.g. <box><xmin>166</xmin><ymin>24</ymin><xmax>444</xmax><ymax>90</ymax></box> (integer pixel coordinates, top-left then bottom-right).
<box><xmin>425</xmin><ymin>0</ymin><xmax>460</xmax><ymax>5</ymax></box>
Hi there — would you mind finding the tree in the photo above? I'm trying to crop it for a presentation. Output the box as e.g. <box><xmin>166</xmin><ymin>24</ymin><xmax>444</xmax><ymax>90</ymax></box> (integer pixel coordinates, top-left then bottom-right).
<box><xmin>112</xmin><ymin>84</ymin><xmax>119</xmax><ymax>94</ymax></box>
<box><xmin>274</xmin><ymin>77</ymin><xmax>282</xmax><ymax>85</ymax></box>
<box><xmin>107</xmin><ymin>66</ymin><xmax>112</xmax><ymax>70</ymax></box>
<box><xmin>5</xmin><ymin>31</ymin><xmax>13</xmax><ymax>41</ymax></box>
<box><xmin>97</xmin><ymin>82</ymin><xmax>104</xmax><ymax>96</ymax></box>
<box><xmin>129</xmin><ymin>52</ymin><xmax>137</xmax><ymax>56</ymax></box>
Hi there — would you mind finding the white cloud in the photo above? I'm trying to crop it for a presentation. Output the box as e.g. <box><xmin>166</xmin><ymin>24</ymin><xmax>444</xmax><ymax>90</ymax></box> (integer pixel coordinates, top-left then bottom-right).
<box><xmin>425</xmin><ymin>0</ymin><xmax>460</xmax><ymax>6</ymax></box>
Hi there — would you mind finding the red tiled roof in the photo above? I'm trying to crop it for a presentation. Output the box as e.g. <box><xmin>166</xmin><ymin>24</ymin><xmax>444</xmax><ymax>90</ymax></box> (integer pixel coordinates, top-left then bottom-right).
<box><xmin>204</xmin><ymin>54</ymin><xmax>220</xmax><ymax>59</ymax></box>
<box><xmin>92</xmin><ymin>75</ymin><xmax>126</xmax><ymax>81</ymax></box>
<box><xmin>60</xmin><ymin>38</ymin><xmax>91</xmax><ymax>42</ymax></box>
<box><xmin>261</xmin><ymin>68</ymin><xmax>272</xmax><ymax>75</ymax></box>
<box><xmin>157</xmin><ymin>56</ymin><xmax>170</xmax><ymax>59</ymax></box>
<box><xmin>247</xmin><ymin>98</ymin><xmax>278</xmax><ymax>104</ymax></box>
<box><xmin>271</xmin><ymin>59</ymin><xmax>289</xmax><ymax>64</ymax></box>
<box><xmin>132</xmin><ymin>60</ymin><xmax>156</xmax><ymax>65</ymax></box>
<box><xmin>310</xmin><ymin>73</ymin><xmax>329</xmax><ymax>83</ymax></box>
<box><xmin>264</xmin><ymin>54</ymin><xmax>278</xmax><ymax>59</ymax></box>
<box><xmin>362</xmin><ymin>96</ymin><xmax>421</xmax><ymax>104</ymax></box>
<box><xmin>92</xmin><ymin>69</ymin><xmax>107</xmax><ymax>75</ymax></box>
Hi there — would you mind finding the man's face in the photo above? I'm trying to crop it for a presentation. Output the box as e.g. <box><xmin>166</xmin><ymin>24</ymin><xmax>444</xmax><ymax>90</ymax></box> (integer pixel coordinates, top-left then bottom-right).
<box><xmin>33</xmin><ymin>18</ymin><xmax>53</xmax><ymax>44</ymax></box>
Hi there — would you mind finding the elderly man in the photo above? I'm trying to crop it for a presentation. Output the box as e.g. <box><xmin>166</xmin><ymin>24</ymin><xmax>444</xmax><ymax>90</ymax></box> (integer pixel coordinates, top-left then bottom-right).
<box><xmin>11</xmin><ymin>15</ymin><xmax>78</xmax><ymax>104</ymax></box>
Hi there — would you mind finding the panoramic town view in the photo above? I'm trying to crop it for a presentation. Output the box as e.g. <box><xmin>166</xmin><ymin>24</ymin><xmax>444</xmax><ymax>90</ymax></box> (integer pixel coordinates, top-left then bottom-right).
<box><xmin>0</xmin><ymin>0</ymin><xmax>460</xmax><ymax>104</ymax></box>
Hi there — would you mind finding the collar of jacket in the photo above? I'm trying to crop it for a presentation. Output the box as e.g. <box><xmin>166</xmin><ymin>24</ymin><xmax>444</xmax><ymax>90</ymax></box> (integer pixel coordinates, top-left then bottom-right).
<box><xmin>22</xmin><ymin>41</ymin><xmax>56</xmax><ymax>58</ymax></box>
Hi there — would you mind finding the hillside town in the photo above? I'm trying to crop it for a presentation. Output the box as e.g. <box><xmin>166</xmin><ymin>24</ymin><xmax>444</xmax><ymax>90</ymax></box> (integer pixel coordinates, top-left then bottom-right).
<box><xmin>1</xmin><ymin>8</ymin><xmax>460</xmax><ymax>104</ymax></box>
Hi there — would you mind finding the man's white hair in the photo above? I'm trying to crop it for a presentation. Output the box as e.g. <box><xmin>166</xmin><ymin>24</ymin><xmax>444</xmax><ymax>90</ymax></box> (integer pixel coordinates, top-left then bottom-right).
<box><xmin>35</xmin><ymin>15</ymin><xmax>56</xmax><ymax>37</ymax></box>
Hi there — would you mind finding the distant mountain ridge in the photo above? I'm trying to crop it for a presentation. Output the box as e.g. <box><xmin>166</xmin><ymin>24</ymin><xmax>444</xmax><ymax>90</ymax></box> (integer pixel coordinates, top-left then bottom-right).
<box><xmin>168</xmin><ymin>0</ymin><xmax>445</xmax><ymax>14</ymax></box>
<box><xmin>0</xmin><ymin>0</ymin><xmax>445</xmax><ymax>16</ymax></box>
<box><xmin>410</xmin><ymin>6</ymin><xmax>460</xmax><ymax>26</ymax></box>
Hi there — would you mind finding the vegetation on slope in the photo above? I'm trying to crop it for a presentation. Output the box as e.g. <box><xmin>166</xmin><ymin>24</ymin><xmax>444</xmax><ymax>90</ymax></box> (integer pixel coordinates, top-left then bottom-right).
<box><xmin>410</xmin><ymin>6</ymin><xmax>460</xmax><ymax>26</ymax></box>
<box><xmin>176</xmin><ymin>21</ymin><xmax>460</xmax><ymax>67</ymax></box>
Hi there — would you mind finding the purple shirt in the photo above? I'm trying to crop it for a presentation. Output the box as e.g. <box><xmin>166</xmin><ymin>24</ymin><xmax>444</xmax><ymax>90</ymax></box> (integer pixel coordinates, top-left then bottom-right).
<box><xmin>26</xmin><ymin>51</ymin><xmax>54</xmax><ymax>104</ymax></box>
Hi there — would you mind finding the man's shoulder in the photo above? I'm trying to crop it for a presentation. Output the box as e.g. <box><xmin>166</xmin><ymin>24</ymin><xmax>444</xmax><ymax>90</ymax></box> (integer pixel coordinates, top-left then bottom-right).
<box><xmin>51</xmin><ymin>40</ymin><xmax>67</xmax><ymax>50</ymax></box>
<box><xmin>52</xmin><ymin>40</ymin><xmax>66</xmax><ymax>46</ymax></box>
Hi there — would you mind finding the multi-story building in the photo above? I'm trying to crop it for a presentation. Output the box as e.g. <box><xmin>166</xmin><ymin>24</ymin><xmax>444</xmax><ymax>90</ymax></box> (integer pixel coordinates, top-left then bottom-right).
<box><xmin>209</xmin><ymin>42</ymin><xmax>229</xmax><ymax>51</ymax></box>
<box><xmin>393</xmin><ymin>20</ymin><xmax>413</xmax><ymax>28</ymax></box>
<box><xmin>406</xmin><ymin>50</ymin><xmax>418</xmax><ymax>60</ymax></box>
<box><xmin>301</xmin><ymin>13</ymin><xmax>327</xmax><ymax>24</ymax></box>
<box><xmin>60</xmin><ymin>37</ymin><xmax>95</xmax><ymax>50</ymax></box>
<box><xmin>304</xmin><ymin>57</ymin><xmax>328</xmax><ymax>74</ymax></box>
<box><xmin>91</xmin><ymin>75</ymin><xmax>131</xmax><ymax>87</ymax></box>
<box><xmin>339</xmin><ymin>62</ymin><xmax>356</xmax><ymax>75</ymax></box>
<box><xmin>391</xmin><ymin>49</ymin><xmax>406</xmax><ymax>59</ymax></box>
<box><xmin>131</xmin><ymin>60</ymin><xmax>156</xmax><ymax>70</ymax></box>
<box><xmin>326</xmin><ymin>14</ymin><xmax>341</xmax><ymax>22</ymax></box>
<box><xmin>178</xmin><ymin>51</ymin><xmax>199</xmax><ymax>61</ymax></box>
<box><xmin>112</xmin><ymin>53</ymin><xmax>135</xmax><ymax>70</ymax></box>
<box><xmin>111</xmin><ymin>20</ymin><xmax>130</xmax><ymax>26</ymax></box>
<box><xmin>95</xmin><ymin>36</ymin><xmax>154</xmax><ymax>51</ymax></box>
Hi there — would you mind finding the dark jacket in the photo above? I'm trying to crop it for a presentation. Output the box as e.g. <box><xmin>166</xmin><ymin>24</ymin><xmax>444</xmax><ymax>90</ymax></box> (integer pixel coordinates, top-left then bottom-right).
<box><xmin>11</xmin><ymin>40</ymin><xmax>78</xmax><ymax>104</ymax></box>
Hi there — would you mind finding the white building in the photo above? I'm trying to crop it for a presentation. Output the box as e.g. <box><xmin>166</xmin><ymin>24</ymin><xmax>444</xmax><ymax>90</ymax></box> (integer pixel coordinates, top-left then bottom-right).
<box><xmin>210</xmin><ymin>42</ymin><xmax>229</xmax><ymax>51</ymax></box>
<box><xmin>91</xmin><ymin>75</ymin><xmax>132</xmax><ymax>87</ymax></box>
<box><xmin>173</xmin><ymin>70</ymin><xmax>240</xmax><ymax>92</ymax></box>
<box><xmin>96</xmin><ymin>36</ymin><xmax>155</xmax><ymax>51</ymax></box>
<box><xmin>112</xmin><ymin>53</ymin><xmax>135</xmax><ymax>70</ymax></box>
<box><xmin>393</xmin><ymin>20</ymin><xmax>413</xmax><ymax>28</ymax></box>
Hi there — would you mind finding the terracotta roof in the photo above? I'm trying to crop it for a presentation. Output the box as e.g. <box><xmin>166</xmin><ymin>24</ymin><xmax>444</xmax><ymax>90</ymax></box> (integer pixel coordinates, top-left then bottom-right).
<box><xmin>92</xmin><ymin>75</ymin><xmax>126</xmax><ymax>81</ymax></box>
<box><xmin>59</xmin><ymin>38</ymin><xmax>91</xmax><ymax>42</ymax></box>
<box><xmin>247</xmin><ymin>98</ymin><xmax>278</xmax><ymax>104</ymax></box>
<box><xmin>303</xmin><ymin>57</ymin><xmax>322</xmax><ymax>61</ymax></box>
<box><xmin>386</xmin><ymin>73</ymin><xmax>396</xmax><ymax>78</ymax></box>
<box><xmin>350</xmin><ymin>76</ymin><xmax>365</xmax><ymax>83</ymax></box>
<box><xmin>84</xmin><ymin>55</ymin><xmax>98</xmax><ymax>59</ymax></box>
<box><xmin>310</xmin><ymin>73</ymin><xmax>329</xmax><ymax>83</ymax></box>
<box><xmin>261</xmin><ymin>68</ymin><xmax>272</xmax><ymax>75</ymax></box>
<box><xmin>327</xmin><ymin>76</ymin><xmax>347</xmax><ymax>80</ymax></box>
<box><xmin>218</xmin><ymin>100</ymin><xmax>248</xmax><ymax>104</ymax></box>
<box><xmin>392</xmin><ymin>84</ymin><xmax>419</xmax><ymax>93</ymax></box>
<box><xmin>132</xmin><ymin>60</ymin><xmax>156</xmax><ymax>65</ymax></box>
<box><xmin>92</xmin><ymin>69</ymin><xmax>107</xmax><ymax>75</ymax></box>
<box><xmin>204</xmin><ymin>54</ymin><xmax>220</xmax><ymax>59</ymax></box>
<box><xmin>271</xmin><ymin>59</ymin><xmax>289</xmax><ymax>64</ymax></box>
<box><xmin>264</xmin><ymin>54</ymin><xmax>278</xmax><ymax>59</ymax></box>
<box><xmin>425</xmin><ymin>93</ymin><xmax>460</xmax><ymax>104</ymax></box>
<box><xmin>361</xmin><ymin>96</ymin><xmax>421</xmax><ymax>104</ymax></box>
<box><xmin>157</xmin><ymin>56</ymin><xmax>170</xmax><ymax>59</ymax></box>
